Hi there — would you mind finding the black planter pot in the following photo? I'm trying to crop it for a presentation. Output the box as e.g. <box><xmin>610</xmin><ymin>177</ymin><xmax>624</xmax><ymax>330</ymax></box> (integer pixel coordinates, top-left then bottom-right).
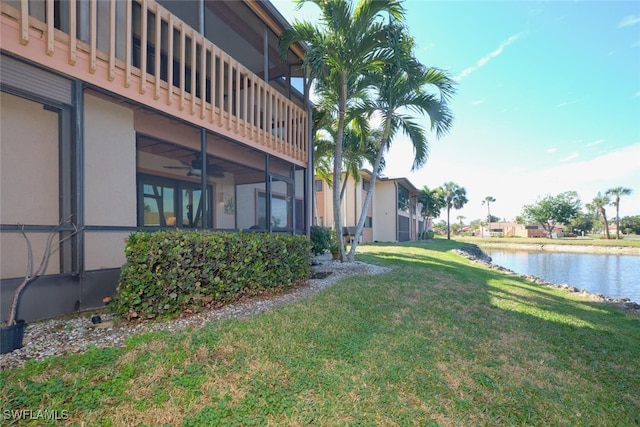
<box><xmin>0</xmin><ymin>320</ymin><xmax>26</xmax><ymax>354</ymax></box>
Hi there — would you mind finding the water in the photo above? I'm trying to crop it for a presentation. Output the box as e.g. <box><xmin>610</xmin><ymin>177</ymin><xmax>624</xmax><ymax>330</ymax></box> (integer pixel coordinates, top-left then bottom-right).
<box><xmin>483</xmin><ymin>249</ymin><xmax>640</xmax><ymax>303</ymax></box>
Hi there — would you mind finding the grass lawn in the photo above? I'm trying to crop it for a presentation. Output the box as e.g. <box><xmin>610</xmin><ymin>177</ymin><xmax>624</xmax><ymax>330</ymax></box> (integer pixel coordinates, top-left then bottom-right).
<box><xmin>1</xmin><ymin>239</ymin><xmax>639</xmax><ymax>426</ymax></box>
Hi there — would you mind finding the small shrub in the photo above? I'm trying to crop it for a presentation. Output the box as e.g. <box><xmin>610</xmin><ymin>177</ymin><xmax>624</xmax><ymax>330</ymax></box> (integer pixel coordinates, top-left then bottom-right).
<box><xmin>310</xmin><ymin>225</ymin><xmax>332</xmax><ymax>255</ymax></box>
<box><xmin>112</xmin><ymin>230</ymin><xmax>312</xmax><ymax>320</ymax></box>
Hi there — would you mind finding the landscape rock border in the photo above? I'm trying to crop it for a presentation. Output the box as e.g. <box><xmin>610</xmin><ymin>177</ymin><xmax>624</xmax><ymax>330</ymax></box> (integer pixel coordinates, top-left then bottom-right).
<box><xmin>454</xmin><ymin>244</ymin><xmax>640</xmax><ymax>314</ymax></box>
<box><xmin>0</xmin><ymin>255</ymin><xmax>390</xmax><ymax>370</ymax></box>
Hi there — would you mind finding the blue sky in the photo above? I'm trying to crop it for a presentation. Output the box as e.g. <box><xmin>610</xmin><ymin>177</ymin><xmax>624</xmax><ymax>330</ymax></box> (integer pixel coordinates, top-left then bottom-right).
<box><xmin>273</xmin><ymin>0</ymin><xmax>640</xmax><ymax>223</ymax></box>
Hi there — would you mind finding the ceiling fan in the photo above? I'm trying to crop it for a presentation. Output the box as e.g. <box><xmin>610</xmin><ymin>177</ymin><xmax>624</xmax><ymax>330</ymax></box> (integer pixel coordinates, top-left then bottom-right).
<box><xmin>163</xmin><ymin>152</ymin><xmax>225</xmax><ymax>178</ymax></box>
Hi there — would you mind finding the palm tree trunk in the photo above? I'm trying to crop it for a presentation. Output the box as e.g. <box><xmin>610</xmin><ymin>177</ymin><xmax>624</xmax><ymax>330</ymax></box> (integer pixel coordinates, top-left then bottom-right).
<box><xmin>346</xmin><ymin>137</ymin><xmax>389</xmax><ymax>262</ymax></box>
<box><xmin>600</xmin><ymin>208</ymin><xmax>610</xmax><ymax>239</ymax></box>
<box><xmin>340</xmin><ymin>172</ymin><xmax>349</xmax><ymax>202</ymax></box>
<box><xmin>615</xmin><ymin>197</ymin><xmax>620</xmax><ymax>240</ymax></box>
<box><xmin>333</xmin><ymin>78</ymin><xmax>347</xmax><ymax>261</ymax></box>
<box><xmin>447</xmin><ymin>205</ymin><xmax>451</xmax><ymax>240</ymax></box>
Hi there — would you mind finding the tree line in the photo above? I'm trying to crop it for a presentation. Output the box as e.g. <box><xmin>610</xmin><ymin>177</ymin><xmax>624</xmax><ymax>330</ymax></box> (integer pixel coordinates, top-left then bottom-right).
<box><xmin>419</xmin><ymin>185</ymin><xmax>636</xmax><ymax>239</ymax></box>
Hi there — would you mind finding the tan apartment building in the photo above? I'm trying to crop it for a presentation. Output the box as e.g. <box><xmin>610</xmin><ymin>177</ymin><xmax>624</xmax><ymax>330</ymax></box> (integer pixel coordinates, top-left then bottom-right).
<box><xmin>315</xmin><ymin>170</ymin><xmax>424</xmax><ymax>243</ymax></box>
<box><xmin>1</xmin><ymin>0</ymin><xmax>312</xmax><ymax>321</ymax></box>
<box><xmin>477</xmin><ymin>222</ymin><xmax>560</xmax><ymax>238</ymax></box>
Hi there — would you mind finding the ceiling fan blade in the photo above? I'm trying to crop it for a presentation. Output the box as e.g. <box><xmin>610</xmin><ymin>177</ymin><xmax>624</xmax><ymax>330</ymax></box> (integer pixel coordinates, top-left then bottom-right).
<box><xmin>163</xmin><ymin>165</ymin><xmax>190</xmax><ymax>169</ymax></box>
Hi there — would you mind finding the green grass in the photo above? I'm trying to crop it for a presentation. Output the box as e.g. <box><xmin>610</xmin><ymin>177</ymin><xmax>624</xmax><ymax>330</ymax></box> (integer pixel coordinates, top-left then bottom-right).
<box><xmin>2</xmin><ymin>240</ymin><xmax>639</xmax><ymax>426</ymax></box>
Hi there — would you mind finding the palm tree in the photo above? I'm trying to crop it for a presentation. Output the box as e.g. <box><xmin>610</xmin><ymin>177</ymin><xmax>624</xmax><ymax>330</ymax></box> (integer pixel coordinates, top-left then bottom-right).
<box><xmin>440</xmin><ymin>182</ymin><xmax>468</xmax><ymax>240</ymax></box>
<box><xmin>457</xmin><ymin>215</ymin><xmax>465</xmax><ymax>228</ymax></box>
<box><xmin>605</xmin><ymin>186</ymin><xmax>632</xmax><ymax>240</ymax></box>
<box><xmin>346</xmin><ymin>26</ymin><xmax>455</xmax><ymax>260</ymax></box>
<box><xmin>311</xmin><ymin>106</ymin><xmax>335</xmax><ymax>225</ymax></box>
<box><xmin>279</xmin><ymin>0</ymin><xmax>405</xmax><ymax>262</ymax></box>
<box><xmin>340</xmin><ymin>125</ymin><xmax>382</xmax><ymax>201</ymax></box>
<box><xmin>482</xmin><ymin>196</ymin><xmax>496</xmax><ymax>237</ymax></box>
<box><xmin>418</xmin><ymin>186</ymin><xmax>446</xmax><ymax>233</ymax></box>
<box><xmin>588</xmin><ymin>192</ymin><xmax>611</xmax><ymax>239</ymax></box>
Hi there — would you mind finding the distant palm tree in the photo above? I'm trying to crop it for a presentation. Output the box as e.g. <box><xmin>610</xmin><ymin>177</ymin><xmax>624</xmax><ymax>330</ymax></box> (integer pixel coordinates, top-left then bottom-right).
<box><xmin>457</xmin><ymin>215</ymin><xmax>465</xmax><ymax>228</ymax></box>
<box><xmin>605</xmin><ymin>186</ymin><xmax>633</xmax><ymax>240</ymax></box>
<box><xmin>440</xmin><ymin>182</ymin><xmax>468</xmax><ymax>240</ymax></box>
<box><xmin>588</xmin><ymin>192</ymin><xmax>611</xmax><ymax>239</ymax></box>
<box><xmin>482</xmin><ymin>196</ymin><xmax>496</xmax><ymax>237</ymax></box>
<box><xmin>418</xmin><ymin>186</ymin><xmax>446</xmax><ymax>231</ymax></box>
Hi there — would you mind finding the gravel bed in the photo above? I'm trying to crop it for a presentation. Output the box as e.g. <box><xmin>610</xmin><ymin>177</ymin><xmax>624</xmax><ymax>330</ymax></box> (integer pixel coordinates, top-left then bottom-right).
<box><xmin>1</xmin><ymin>256</ymin><xmax>390</xmax><ymax>370</ymax></box>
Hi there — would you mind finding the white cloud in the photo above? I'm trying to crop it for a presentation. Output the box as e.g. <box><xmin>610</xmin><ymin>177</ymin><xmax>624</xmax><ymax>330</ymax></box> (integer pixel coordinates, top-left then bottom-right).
<box><xmin>586</xmin><ymin>139</ymin><xmax>605</xmax><ymax>147</ymax></box>
<box><xmin>556</xmin><ymin>98</ymin><xmax>585</xmax><ymax>108</ymax></box>
<box><xmin>560</xmin><ymin>152</ymin><xmax>580</xmax><ymax>162</ymax></box>
<box><xmin>455</xmin><ymin>32</ymin><xmax>525</xmax><ymax>81</ymax></box>
<box><xmin>471</xmin><ymin>100</ymin><xmax>485</xmax><ymax>106</ymax></box>
<box><xmin>547</xmin><ymin>147</ymin><xmax>557</xmax><ymax>154</ymax></box>
<box><xmin>618</xmin><ymin>15</ymin><xmax>640</xmax><ymax>28</ymax></box>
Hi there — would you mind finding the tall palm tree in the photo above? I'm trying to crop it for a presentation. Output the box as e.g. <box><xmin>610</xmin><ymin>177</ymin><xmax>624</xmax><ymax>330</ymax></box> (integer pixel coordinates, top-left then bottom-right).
<box><xmin>440</xmin><ymin>182</ymin><xmax>468</xmax><ymax>240</ymax></box>
<box><xmin>482</xmin><ymin>196</ymin><xmax>496</xmax><ymax>237</ymax></box>
<box><xmin>605</xmin><ymin>186</ymin><xmax>632</xmax><ymax>239</ymax></box>
<box><xmin>279</xmin><ymin>0</ymin><xmax>405</xmax><ymax>262</ymax></box>
<box><xmin>588</xmin><ymin>192</ymin><xmax>611</xmax><ymax>239</ymax></box>
<box><xmin>346</xmin><ymin>26</ymin><xmax>455</xmax><ymax>260</ymax></box>
<box><xmin>418</xmin><ymin>185</ymin><xmax>446</xmax><ymax>232</ymax></box>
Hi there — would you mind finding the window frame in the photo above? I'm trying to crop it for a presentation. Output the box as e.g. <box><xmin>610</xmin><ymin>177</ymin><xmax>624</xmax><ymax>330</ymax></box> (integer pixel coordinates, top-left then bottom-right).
<box><xmin>137</xmin><ymin>173</ymin><xmax>213</xmax><ymax>228</ymax></box>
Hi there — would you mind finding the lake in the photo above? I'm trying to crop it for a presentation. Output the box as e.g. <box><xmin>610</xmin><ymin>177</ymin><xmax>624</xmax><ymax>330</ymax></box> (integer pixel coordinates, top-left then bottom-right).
<box><xmin>482</xmin><ymin>249</ymin><xmax>640</xmax><ymax>303</ymax></box>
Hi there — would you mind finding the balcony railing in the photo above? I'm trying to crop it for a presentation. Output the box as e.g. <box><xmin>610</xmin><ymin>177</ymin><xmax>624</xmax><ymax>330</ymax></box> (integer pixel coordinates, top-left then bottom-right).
<box><xmin>0</xmin><ymin>0</ymin><xmax>308</xmax><ymax>165</ymax></box>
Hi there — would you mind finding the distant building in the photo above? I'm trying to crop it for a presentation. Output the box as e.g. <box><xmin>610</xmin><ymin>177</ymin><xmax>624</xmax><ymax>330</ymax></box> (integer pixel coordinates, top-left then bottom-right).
<box><xmin>315</xmin><ymin>170</ymin><xmax>426</xmax><ymax>243</ymax></box>
<box><xmin>476</xmin><ymin>222</ymin><xmax>562</xmax><ymax>238</ymax></box>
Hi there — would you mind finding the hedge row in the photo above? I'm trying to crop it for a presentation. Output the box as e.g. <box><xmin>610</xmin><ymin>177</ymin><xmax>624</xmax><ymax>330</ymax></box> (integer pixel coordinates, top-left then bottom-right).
<box><xmin>112</xmin><ymin>230</ymin><xmax>312</xmax><ymax>320</ymax></box>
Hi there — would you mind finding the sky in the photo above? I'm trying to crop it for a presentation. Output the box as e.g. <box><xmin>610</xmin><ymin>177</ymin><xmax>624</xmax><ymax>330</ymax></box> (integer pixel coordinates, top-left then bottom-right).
<box><xmin>272</xmin><ymin>0</ymin><xmax>640</xmax><ymax>223</ymax></box>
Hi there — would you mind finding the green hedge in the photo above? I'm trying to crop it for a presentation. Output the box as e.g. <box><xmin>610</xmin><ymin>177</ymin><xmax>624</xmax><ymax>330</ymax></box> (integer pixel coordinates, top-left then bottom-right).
<box><xmin>112</xmin><ymin>230</ymin><xmax>312</xmax><ymax>320</ymax></box>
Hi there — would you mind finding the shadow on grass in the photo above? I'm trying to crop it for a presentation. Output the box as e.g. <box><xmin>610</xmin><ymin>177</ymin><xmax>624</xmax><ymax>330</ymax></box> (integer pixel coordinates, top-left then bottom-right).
<box><xmin>354</xmin><ymin>240</ymin><xmax>640</xmax><ymax>419</ymax></box>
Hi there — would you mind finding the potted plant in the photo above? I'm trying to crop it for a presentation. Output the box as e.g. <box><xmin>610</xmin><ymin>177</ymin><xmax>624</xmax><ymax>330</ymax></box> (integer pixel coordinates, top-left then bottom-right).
<box><xmin>1</xmin><ymin>217</ymin><xmax>80</xmax><ymax>354</ymax></box>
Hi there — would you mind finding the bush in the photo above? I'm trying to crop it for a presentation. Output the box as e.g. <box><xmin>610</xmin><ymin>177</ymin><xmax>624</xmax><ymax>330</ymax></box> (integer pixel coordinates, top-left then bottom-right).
<box><xmin>112</xmin><ymin>230</ymin><xmax>312</xmax><ymax>320</ymax></box>
<box><xmin>310</xmin><ymin>225</ymin><xmax>332</xmax><ymax>255</ymax></box>
<box><xmin>420</xmin><ymin>231</ymin><xmax>435</xmax><ymax>240</ymax></box>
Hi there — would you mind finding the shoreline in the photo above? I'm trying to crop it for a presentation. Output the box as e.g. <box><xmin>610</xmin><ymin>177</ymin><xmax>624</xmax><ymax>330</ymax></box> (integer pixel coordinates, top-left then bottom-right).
<box><xmin>473</xmin><ymin>241</ymin><xmax>640</xmax><ymax>255</ymax></box>
<box><xmin>454</xmin><ymin>244</ymin><xmax>640</xmax><ymax>312</ymax></box>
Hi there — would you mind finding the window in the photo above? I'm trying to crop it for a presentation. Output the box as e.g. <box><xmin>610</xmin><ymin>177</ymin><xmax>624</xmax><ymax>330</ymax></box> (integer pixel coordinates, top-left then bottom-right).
<box><xmin>364</xmin><ymin>216</ymin><xmax>372</xmax><ymax>228</ymax></box>
<box><xmin>362</xmin><ymin>179</ymin><xmax>370</xmax><ymax>192</ymax></box>
<box><xmin>138</xmin><ymin>174</ymin><xmax>212</xmax><ymax>228</ymax></box>
<box><xmin>314</xmin><ymin>180</ymin><xmax>323</xmax><ymax>192</ymax></box>
<box><xmin>397</xmin><ymin>185</ymin><xmax>410</xmax><ymax>212</ymax></box>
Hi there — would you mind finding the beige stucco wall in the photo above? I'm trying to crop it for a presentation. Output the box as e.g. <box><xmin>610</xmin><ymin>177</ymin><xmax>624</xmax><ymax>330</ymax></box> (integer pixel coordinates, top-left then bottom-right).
<box><xmin>1</xmin><ymin>92</ymin><xmax>61</xmax><ymax>278</ymax></box>
<box><xmin>83</xmin><ymin>232</ymin><xmax>131</xmax><ymax>271</ymax></box>
<box><xmin>84</xmin><ymin>94</ymin><xmax>136</xmax><ymax>226</ymax></box>
<box><xmin>83</xmin><ymin>94</ymin><xmax>136</xmax><ymax>269</ymax></box>
<box><xmin>0</xmin><ymin>92</ymin><xmax>59</xmax><ymax>225</ymax></box>
<box><xmin>373</xmin><ymin>181</ymin><xmax>397</xmax><ymax>242</ymax></box>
